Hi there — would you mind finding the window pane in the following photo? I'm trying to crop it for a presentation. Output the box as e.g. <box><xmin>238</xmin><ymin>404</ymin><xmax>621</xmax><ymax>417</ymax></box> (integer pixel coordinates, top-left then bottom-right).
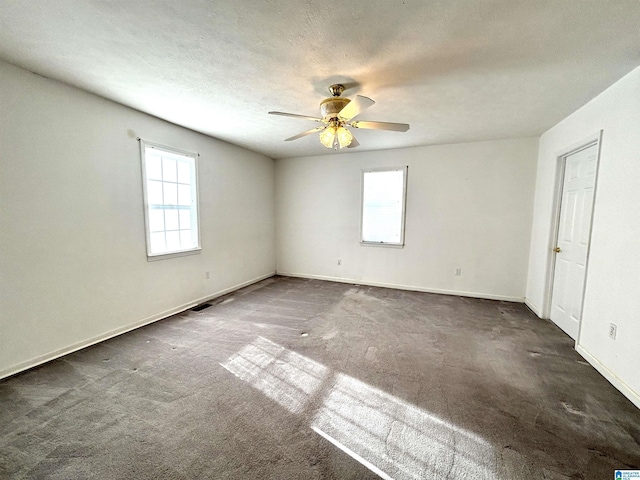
<box><xmin>178</xmin><ymin>184</ymin><xmax>191</xmax><ymax>206</ymax></box>
<box><xmin>163</xmin><ymin>182</ymin><xmax>178</xmax><ymax>205</ymax></box>
<box><xmin>147</xmin><ymin>180</ymin><xmax>164</xmax><ymax>205</ymax></box>
<box><xmin>148</xmin><ymin>209</ymin><xmax>165</xmax><ymax>232</ymax></box>
<box><xmin>179</xmin><ymin>209</ymin><xmax>191</xmax><ymax>230</ymax></box>
<box><xmin>166</xmin><ymin>230</ymin><xmax>181</xmax><ymax>251</ymax></box>
<box><xmin>165</xmin><ymin>209</ymin><xmax>179</xmax><ymax>230</ymax></box>
<box><xmin>142</xmin><ymin>142</ymin><xmax>199</xmax><ymax>257</ymax></box>
<box><xmin>145</xmin><ymin>156</ymin><xmax>163</xmax><ymax>180</ymax></box>
<box><xmin>177</xmin><ymin>160</ymin><xmax>191</xmax><ymax>184</ymax></box>
<box><xmin>150</xmin><ymin>232</ymin><xmax>166</xmax><ymax>253</ymax></box>
<box><xmin>180</xmin><ymin>229</ymin><xmax>193</xmax><ymax>248</ymax></box>
<box><xmin>362</xmin><ymin>169</ymin><xmax>405</xmax><ymax>244</ymax></box>
<box><xmin>162</xmin><ymin>157</ymin><xmax>177</xmax><ymax>182</ymax></box>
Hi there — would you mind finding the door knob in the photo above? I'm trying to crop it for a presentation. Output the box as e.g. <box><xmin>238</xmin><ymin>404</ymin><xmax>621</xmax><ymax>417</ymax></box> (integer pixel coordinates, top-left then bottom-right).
<box><xmin>553</xmin><ymin>247</ymin><xmax>562</xmax><ymax>253</ymax></box>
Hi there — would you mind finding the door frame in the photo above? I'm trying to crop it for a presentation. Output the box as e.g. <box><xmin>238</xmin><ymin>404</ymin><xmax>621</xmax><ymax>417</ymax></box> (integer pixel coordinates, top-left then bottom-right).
<box><xmin>543</xmin><ymin>131</ymin><xmax>603</xmax><ymax>341</ymax></box>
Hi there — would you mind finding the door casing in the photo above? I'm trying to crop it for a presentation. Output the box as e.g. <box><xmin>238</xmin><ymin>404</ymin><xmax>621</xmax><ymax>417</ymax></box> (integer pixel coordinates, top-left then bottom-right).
<box><xmin>543</xmin><ymin>131</ymin><xmax>602</xmax><ymax>343</ymax></box>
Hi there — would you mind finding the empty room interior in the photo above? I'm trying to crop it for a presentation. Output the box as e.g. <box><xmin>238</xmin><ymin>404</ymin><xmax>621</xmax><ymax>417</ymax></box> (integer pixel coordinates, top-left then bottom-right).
<box><xmin>1</xmin><ymin>1</ymin><xmax>640</xmax><ymax>479</ymax></box>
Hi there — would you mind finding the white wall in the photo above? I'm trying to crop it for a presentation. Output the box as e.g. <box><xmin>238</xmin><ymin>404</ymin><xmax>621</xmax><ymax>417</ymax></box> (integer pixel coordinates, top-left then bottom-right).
<box><xmin>0</xmin><ymin>61</ymin><xmax>275</xmax><ymax>378</ymax></box>
<box><xmin>276</xmin><ymin>138</ymin><xmax>538</xmax><ymax>301</ymax></box>
<box><xmin>526</xmin><ymin>65</ymin><xmax>640</xmax><ymax>407</ymax></box>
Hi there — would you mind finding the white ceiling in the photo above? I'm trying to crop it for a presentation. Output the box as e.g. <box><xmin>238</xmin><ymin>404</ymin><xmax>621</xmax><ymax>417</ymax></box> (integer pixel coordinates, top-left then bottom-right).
<box><xmin>1</xmin><ymin>1</ymin><xmax>639</xmax><ymax>159</ymax></box>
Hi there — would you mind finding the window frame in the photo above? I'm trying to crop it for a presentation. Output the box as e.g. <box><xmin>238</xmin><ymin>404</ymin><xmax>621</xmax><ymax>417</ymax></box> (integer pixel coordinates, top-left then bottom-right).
<box><xmin>360</xmin><ymin>166</ymin><xmax>408</xmax><ymax>248</ymax></box>
<box><xmin>139</xmin><ymin>139</ymin><xmax>201</xmax><ymax>260</ymax></box>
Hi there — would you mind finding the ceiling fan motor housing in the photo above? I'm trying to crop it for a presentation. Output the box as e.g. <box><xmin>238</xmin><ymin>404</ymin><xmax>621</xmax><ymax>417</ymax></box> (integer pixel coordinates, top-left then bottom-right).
<box><xmin>320</xmin><ymin>97</ymin><xmax>350</xmax><ymax>121</ymax></box>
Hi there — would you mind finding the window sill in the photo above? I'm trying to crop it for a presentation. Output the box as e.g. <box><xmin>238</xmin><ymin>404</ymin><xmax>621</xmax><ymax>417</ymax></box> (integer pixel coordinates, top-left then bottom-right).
<box><xmin>147</xmin><ymin>248</ymin><xmax>201</xmax><ymax>262</ymax></box>
<box><xmin>360</xmin><ymin>241</ymin><xmax>404</xmax><ymax>249</ymax></box>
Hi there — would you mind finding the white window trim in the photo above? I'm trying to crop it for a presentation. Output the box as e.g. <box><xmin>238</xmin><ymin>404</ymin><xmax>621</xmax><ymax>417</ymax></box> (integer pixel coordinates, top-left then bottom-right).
<box><xmin>360</xmin><ymin>166</ymin><xmax>408</xmax><ymax>248</ymax></box>
<box><xmin>139</xmin><ymin>139</ymin><xmax>201</xmax><ymax>260</ymax></box>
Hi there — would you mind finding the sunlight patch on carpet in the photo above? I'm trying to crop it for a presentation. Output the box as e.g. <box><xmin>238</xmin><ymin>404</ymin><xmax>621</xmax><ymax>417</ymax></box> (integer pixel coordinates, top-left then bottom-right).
<box><xmin>311</xmin><ymin>373</ymin><xmax>496</xmax><ymax>479</ymax></box>
<box><xmin>221</xmin><ymin>338</ymin><xmax>497</xmax><ymax>479</ymax></box>
<box><xmin>220</xmin><ymin>336</ymin><xmax>328</xmax><ymax>414</ymax></box>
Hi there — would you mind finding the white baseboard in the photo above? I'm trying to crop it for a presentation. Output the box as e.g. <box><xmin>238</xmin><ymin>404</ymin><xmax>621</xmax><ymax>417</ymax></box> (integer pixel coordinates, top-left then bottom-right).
<box><xmin>524</xmin><ymin>298</ymin><xmax>543</xmax><ymax>317</ymax></box>
<box><xmin>0</xmin><ymin>271</ymin><xmax>275</xmax><ymax>381</ymax></box>
<box><xmin>277</xmin><ymin>271</ymin><xmax>524</xmax><ymax>303</ymax></box>
<box><xmin>576</xmin><ymin>344</ymin><xmax>640</xmax><ymax>410</ymax></box>
<box><xmin>193</xmin><ymin>271</ymin><xmax>276</xmax><ymax>306</ymax></box>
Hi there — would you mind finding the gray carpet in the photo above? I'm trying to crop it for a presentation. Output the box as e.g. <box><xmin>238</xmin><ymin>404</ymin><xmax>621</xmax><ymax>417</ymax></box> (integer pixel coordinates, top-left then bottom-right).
<box><xmin>1</xmin><ymin>276</ymin><xmax>639</xmax><ymax>479</ymax></box>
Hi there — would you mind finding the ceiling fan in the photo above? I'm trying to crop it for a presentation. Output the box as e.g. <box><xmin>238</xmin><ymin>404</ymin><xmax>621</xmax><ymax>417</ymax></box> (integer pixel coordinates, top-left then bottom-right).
<box><xmin>269</xmin><ymin>84</ymin><xmax>410</xmax><ymax>150</ymax></box>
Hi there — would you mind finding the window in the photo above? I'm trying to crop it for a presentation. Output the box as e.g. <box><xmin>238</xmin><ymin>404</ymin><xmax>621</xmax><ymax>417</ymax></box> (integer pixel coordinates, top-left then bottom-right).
<box><xmin>140</xmin><ymin>141</ymin><xmax>200</xmax><ymax>258</ymax></box>
<box><xmin>361</xmin><ymin>167</ymin><xmax>407</xmax><ymax>246</ymax></box>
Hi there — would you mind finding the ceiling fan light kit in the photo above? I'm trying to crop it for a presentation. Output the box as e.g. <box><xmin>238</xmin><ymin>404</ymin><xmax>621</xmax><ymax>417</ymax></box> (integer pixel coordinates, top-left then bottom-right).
<box><xmin>269</xmin><ymin>84</ymin><xmax>410</xmax><ymax>150</ymax></box>
<box><xmin>319</xmin><ymin>124</ymin><xmax>354</xmax><ymax>149</ymax></box>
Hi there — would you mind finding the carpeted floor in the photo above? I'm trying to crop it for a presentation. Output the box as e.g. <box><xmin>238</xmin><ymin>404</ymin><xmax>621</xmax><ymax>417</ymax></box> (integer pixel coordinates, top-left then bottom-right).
<box><xmin>1</xmin><ymin>276</ymin><xmax>639</xmax><ymax>479</ymax></box>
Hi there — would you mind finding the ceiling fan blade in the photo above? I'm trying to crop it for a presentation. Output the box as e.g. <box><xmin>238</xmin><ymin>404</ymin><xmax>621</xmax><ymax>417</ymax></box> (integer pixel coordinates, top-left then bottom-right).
<box><xmin>350</xmin><ymin>120</ymin><xmax>410</xmax><ymax>132</ymax></box>
<box><xmin>285</xmin><ymin>126</ymin><xmax>326</xmax><ymax>141</ymax></box>
<box><xmin>338</xmin><ymin>95</ymin><xmax>375</xmax><ymax>121</ymax></box>
<box><xmin>269</xmin><ymin>111</ymin><xmax>324</xmax><ymax>123</ymax></box>
<box><xmin>347</xmin><ymin>134</ymin><xmax>360</xmax><ymax>149</ymax></box>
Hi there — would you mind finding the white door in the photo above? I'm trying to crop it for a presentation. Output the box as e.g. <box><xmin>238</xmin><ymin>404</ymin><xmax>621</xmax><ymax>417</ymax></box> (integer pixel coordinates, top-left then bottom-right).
<box><xmin>550</xmin><ymin>143</ymin><xmax>598</xmax><ymax>339</ymax></box>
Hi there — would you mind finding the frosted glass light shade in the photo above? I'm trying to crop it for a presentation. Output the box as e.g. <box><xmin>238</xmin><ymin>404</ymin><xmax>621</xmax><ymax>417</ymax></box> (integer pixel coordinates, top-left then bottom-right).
<box><xmin>319</xmin><ymin>127</ymin><xmax>336</xmax><ymax>148</ymax></box>
<box><xmin>336</xmin><ymin>127</ymin><xmax>353</xmax><ymax>148</ymax></box>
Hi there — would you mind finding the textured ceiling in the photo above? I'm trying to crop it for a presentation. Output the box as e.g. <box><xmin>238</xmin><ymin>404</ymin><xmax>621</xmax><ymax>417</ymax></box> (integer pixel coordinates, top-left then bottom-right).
<box><xmin>1</xmin><ymin>1</ymin><xmax>639</xmax><ymax>159</ymax></box>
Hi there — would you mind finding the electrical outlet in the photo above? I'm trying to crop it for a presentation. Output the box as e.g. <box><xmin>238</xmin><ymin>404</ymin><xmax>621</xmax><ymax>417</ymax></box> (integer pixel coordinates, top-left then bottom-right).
<box><xmin>609</xmin><ymin>323</ymin><xmax>617</xmax><ymax>340</ymax></box>
<box><xmin>455</xmin><ymin>268</ymin><xmax>462</xmax><ymax>276</ymax></box>
<box><xmin>337</xmin><ymin>259</ymin><xmax>341</xmax><ymax>265</ymax></box>
<box><xmin>205</xmin><ymin>271</ymin><xmax>210</xmax><ymax>280</ymax></box>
